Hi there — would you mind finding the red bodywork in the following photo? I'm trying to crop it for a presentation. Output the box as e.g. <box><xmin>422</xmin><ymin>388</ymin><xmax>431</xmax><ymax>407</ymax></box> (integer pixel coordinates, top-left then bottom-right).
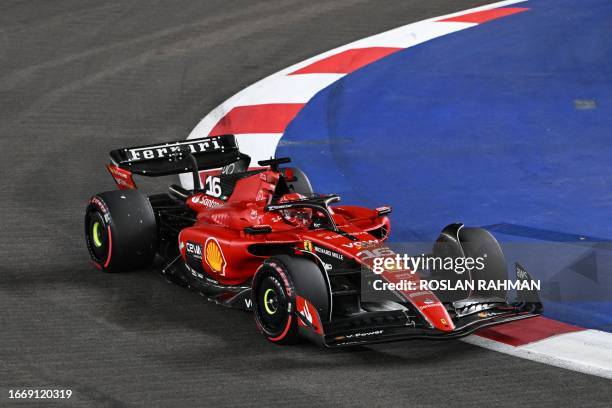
<box><xmin>107</xmin><ymin>164</ymin><xmax>137</xmax><ymax>190</ymax></box>
<box><xmin>99</xmin><ymin>134</ymin><xmax>541</xmax><ymax>346</ymax></box>
<box><xmin>166</xmin><ymin>167</ymin><xmax>454</xmax><ymax>333</ymax></box>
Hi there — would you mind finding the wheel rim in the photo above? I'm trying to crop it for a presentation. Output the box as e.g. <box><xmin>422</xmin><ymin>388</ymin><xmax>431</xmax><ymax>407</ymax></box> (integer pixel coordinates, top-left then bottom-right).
<box><xmin>263</xmin><ymin>288</ymin><xmax>278</xmax><ymax>315</ymax></box>
<box><xmin>86</xmin><ymin>211</ymin><xmax>108</xmax><ymax>263</ymax></box>
<box><xmin>257</xmin><ymin>276</ymin><xmax>288</xmax><ymax>334</ymax></box>
<box><xmin>92</xmin><ymin>221</ymin><xmax>103</xmax><ymax>247</ymax></box>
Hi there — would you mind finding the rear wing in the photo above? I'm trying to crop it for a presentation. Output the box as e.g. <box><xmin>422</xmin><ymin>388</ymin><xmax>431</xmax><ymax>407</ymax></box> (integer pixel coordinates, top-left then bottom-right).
<box><xmin>110</xmin><ymin>134</ymin><xmax>246</xmax><ymax>176</ymax></box>
<box><xmin>107</xmin><ymin>134</ymin><xmax>250</xmax><ymax>189</ymax></box>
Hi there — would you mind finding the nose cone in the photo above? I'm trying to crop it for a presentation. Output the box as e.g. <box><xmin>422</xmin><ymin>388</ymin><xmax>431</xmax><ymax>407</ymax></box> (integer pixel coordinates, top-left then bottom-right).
<box><xmin>420</xmin><ymin>303</ymin><xmax>455</xmax><ymax>332</ymax></box>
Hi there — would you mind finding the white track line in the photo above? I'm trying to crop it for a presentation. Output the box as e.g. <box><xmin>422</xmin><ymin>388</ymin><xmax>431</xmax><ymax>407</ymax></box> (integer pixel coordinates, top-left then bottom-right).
<box><xmin>464</xmin><ymin>330</ymin><xmax>612</xmax><ymax>379</ymax></box>
<box><xmin>181</xmin><ymin>0</ymin><xmax>528</xmax><ymax>188</ymax></box>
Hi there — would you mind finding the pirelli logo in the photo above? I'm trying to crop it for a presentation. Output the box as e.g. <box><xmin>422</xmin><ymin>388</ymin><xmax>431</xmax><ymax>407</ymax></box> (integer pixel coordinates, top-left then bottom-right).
<box><xmin>127</xmin><ymin>138</ymin><xmax>223</xmax><ymax>161</ymax></box>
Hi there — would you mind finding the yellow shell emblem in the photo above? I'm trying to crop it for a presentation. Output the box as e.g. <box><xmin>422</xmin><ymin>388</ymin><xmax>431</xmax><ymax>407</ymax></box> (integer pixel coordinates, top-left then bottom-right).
<box><xmin>205</xmin><ymin>238</ymin><xmax>226</xmax><ymax>275</ymax></box>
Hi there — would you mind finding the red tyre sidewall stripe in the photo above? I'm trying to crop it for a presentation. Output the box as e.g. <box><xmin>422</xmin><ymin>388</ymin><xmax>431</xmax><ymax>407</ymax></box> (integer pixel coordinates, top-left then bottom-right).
<box><xmin>103</xmin><ymin>225</ymin><xmax>113</xmax><ymax>268</ymax></box>
<box><xmin>269</xmin><ymin>315</ymin><xmax>293</xmax><ymax>342</ymax></box>
<box><xmin>254</xmin><ymin>262</ymin><xmax>295</xmax><ymax>342</ymax></box>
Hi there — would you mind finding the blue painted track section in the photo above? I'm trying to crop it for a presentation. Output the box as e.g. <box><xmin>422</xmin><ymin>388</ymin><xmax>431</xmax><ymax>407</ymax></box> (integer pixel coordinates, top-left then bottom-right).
<box><xmin>277</xmin><ymin>0</ymin><xmax>612</xmax><ymax>331</ymax></box>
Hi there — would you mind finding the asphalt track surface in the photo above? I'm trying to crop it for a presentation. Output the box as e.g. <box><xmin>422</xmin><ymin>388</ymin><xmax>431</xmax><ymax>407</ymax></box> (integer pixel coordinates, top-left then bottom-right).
<box><xmin>0</xmin><ymin>1</ymin><xmax>610</xmax><ymax>407</ymax></box>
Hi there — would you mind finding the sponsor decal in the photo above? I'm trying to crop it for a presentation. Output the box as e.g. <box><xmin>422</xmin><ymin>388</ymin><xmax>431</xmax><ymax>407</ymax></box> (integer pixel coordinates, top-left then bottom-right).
<box><xmin>106</xmin><ymin>164</ymin><xmax>136</xmax><ymax>189</ymax></box>
<box><xmin>408</xmin><ymin>291</ymin><xmax>432</xmax><ymax>299</ymax></box>
<box><xmin>191</xmin><ymin>195</ymin><xmax>222</xmax><ymax>208</ymax></box>
<box><xmin>256</xmin><ymin>189</ymin><xmax>266</xmax><ymax>201</ymax></box>
<box><xmin>204</xmin><ymin>276</ymin><xmax>219</xmax><ymax>285</ymax></box>
<box><xmin>244</xmin><ymin>298</ymin><xmax>252</xmax><ymax>309</ymax></box>
<box><xmin>204</xmin><ymin>238</ymin><xmax>226</xmax><ymax>275</ymax></box>
<box><xmin>357</xmin><ymin>246</ymin><xmax>395</xmax><ymax>260</ymax></box>
<box><xmin>185</xmin><ymin>241</ymin><xmax>202</xmax><ymax>260</ymax></box>
<box><xmin>419</xmin><ymin>303</ymin><xmax>443</xmax><ymax>311</ymax></box>
<box><xmin>440</xmin><ymin>318</ymin><xmax>447</xmax><ymax>325</ymax></box>
<box><xmin>90</xmin><ymin>196</ymin><xmax>109</xmax><ymax>215</ymax></box>
<box><xmin>304</xmin><ymin>240</ymin><xmax>313</xmax><ymax>252</ymax></box>
<box><xmin>341</xmin><ymin>239</ymin><xmax>380</xmax><ymax>249</ymax></box>
<box><xmin>516</xmin><ymin>263</ymin><xmax>529</xmax><ymax>280</ymax></box>
<box><xmin>127</xmin><ymin>138</ymin><xmax>222</xmax><ymax>161</ymax></box>
<box><xmin>345</xmin><ymin>330</ymin><xmax>384</xmax><ymax>339</ymax></box>
<box><xmin>108</xmin><ymin>167</ymin><xmax>128</xmax><ymax>179</ymax></box>
<box><xmin>267</xmin><ymin>203</ymin><xmax>293</xmax><ymax>210</ymax></box>
<box><xmin>185</xmin><ymin>264</ymin><xmax>205</xmax><ymax>280</ymax></box>
<box><xmin>221</xmin><ymin>162</ymin><xmax>236</xmax><ymax>175</ymax></box>
<box><xmin>267</xmin><ymin>262</ymin><xmax>293</xmax><ymax>297</ymax></box>
<box><xmin>313</xmin><ymin>245</ymin><xmax>344</xmax><ymax>261</ymax></box>
<box><xmin>322</xmin><ymin>231</ymin><xmax>369</xmax><ymax>240</ymax></box>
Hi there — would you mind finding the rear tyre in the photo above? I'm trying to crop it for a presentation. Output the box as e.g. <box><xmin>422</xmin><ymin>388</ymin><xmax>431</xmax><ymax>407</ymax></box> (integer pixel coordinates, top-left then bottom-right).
<box><xmin>252</xmin><ymin>259</ymin><xmax>299</xmax><ymax>344</ymax></box>
<box><xmin>286</xmin><ymin>167</ymin><xmax>313</xmax><ymax>196</ymax></box>
<box><xmin>85</xmin><ymin>190</ymin><xmax>157</xmax><ymax>272</ymax></box>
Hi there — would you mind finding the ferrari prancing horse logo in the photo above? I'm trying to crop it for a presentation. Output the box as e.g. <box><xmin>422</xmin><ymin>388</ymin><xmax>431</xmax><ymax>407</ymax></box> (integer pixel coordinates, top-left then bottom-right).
<box><xmin>304</xmin><ymin>240</ymin><xmax>313</xmax><ymax>252</ymax></box>
<box><xmin>205</xmin><ymin>238</ymin><xmax>226</xmax><ymax>275</ymax></box>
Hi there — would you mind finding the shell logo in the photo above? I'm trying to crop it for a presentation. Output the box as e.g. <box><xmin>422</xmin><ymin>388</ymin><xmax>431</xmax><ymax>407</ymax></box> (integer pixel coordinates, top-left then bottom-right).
<box><xmin>205</xmin><ymin>238</ymin><xmax>226</xmax><ymax>275</ymax></box>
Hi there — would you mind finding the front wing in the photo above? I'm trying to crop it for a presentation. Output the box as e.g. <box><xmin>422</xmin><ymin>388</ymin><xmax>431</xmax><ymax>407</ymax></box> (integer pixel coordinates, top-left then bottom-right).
<box><xmin>298</xmin><ymin>302</ymin><xmax>542</xmax><ymax>347</ymax></box>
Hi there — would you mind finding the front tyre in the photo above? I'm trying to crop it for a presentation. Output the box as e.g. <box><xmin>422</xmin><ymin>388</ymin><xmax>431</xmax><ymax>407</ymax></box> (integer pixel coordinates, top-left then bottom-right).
<box><xmin>85</xmin><ymin>190</ymin><xmax>157</xmax><ymax>272</ymax></box>
<box><xmin>252</xmin><ymin>259</ymin><xmax>299</xmax><ymax>344</ymax></box>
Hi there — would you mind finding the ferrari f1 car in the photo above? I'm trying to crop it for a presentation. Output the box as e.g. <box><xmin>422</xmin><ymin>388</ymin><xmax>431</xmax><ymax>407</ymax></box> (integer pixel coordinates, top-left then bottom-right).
<box><xmin>85</xmin><ymin>134</ymin><xmax>542</xmax><ymax>347</ymax></box>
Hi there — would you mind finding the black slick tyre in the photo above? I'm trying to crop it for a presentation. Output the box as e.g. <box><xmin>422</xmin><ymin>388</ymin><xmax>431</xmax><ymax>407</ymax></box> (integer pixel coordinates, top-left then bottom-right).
<box><xmin>252</xmin><ymin>258</ymin><xmax>299</xmax><ymax>344</ymax></box>
<box><xmin>84</xmin><ymin>189</ymin><xmax>157</xmax><ymax>272</ymax></box>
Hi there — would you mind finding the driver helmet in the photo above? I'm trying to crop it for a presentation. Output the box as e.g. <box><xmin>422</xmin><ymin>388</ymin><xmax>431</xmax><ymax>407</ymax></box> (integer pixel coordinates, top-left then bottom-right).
<box><xmin>278</xmin><ymin>193</ymin><xmax>312</xmax><ymax>227</ymax></box>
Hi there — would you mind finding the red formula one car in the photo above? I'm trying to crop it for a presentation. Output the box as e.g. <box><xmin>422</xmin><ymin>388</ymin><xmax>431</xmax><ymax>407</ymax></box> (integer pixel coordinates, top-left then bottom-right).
<box><xmin>85</xmin><ymin>135</ymin><xmax>542</xmax><ymax>346</ymax></box>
